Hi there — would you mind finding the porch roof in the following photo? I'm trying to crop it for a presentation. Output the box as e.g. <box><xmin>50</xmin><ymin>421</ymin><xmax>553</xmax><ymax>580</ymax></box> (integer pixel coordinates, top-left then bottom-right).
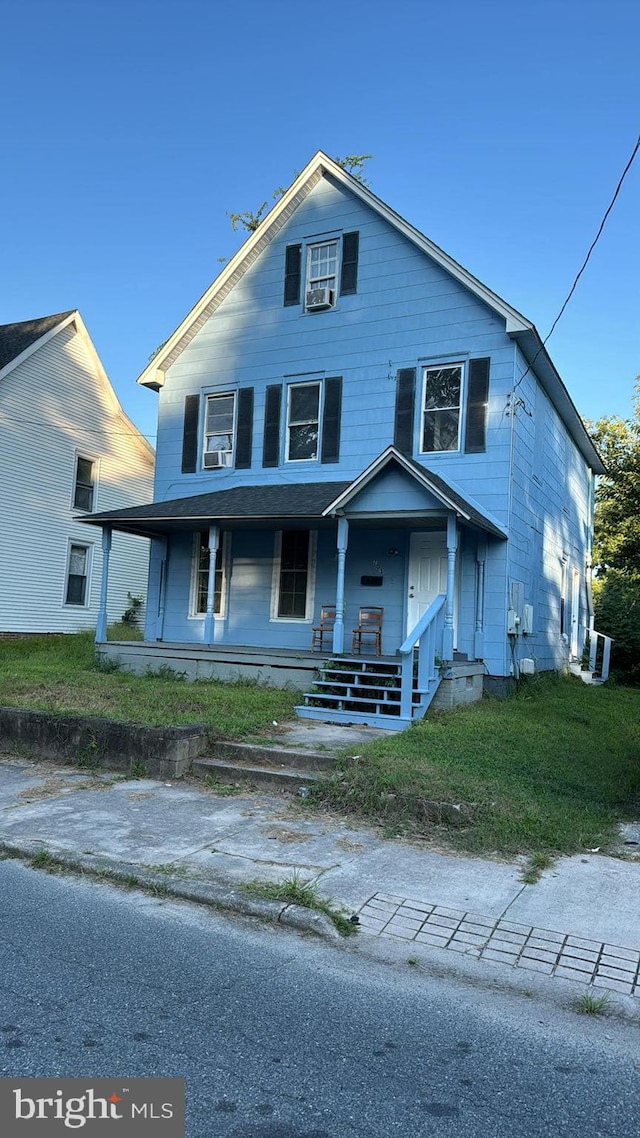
<box><xmin>81</xmin><ymin>453</ymin><xmax>507</xmax><ymax>540</ymax></box>
<box><xmin>80</xmin><ymin>481</ymin><xmax>352</xmax><ymax>537</ymax></box>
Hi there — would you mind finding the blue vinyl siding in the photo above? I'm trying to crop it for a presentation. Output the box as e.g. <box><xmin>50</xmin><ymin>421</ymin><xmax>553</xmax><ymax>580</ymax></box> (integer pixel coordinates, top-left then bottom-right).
<box><xmin>143</xmin><ymin>172</ymin><xmax>595</xmax><ymax>678</ymax></box>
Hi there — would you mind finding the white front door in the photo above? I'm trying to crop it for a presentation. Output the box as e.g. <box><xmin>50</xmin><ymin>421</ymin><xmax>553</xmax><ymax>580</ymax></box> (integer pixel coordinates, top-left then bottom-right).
<box><xmin>407</xmin><ymin>531</ymin><xmax>450</xmax><ymax>636</ymax></box>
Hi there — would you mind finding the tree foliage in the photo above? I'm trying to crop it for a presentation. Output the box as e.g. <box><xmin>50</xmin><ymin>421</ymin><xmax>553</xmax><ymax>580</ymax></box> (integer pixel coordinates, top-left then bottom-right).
<box><xmin>228</xmin><ymin>154</ymin><xmax>372</xmax><ymax>235</ymax></box>
<box><xmin>590</xmin><ymin>380</ymin><xmax>640</xmax><ymax>682</ymax></box>
<box><xmin>590</xmin><ymin>380</ymin><xmax>640</xmax><ymax>576</ymax></box>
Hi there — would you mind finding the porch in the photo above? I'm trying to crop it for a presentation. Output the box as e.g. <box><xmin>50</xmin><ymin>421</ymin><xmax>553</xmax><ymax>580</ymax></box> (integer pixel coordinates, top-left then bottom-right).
<box><xmin>96</xmin><ymin>638</ymin><xmax>486</xmax><ymax>731</ymax></box>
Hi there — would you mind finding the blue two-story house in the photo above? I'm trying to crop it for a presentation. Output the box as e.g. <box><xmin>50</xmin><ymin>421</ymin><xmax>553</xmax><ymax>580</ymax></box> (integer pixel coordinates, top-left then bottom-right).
<box><xmin>84</xmin><ymin>151</ymin><xmax>607</xmax><ymax>728</ymax></box>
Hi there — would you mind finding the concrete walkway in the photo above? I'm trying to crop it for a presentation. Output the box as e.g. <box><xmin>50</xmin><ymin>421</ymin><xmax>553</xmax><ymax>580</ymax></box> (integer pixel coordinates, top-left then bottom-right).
<box><xmin>0</xmin><ymin>752</ymin><xmax>638</xmax><ymax>1014</ymax></box>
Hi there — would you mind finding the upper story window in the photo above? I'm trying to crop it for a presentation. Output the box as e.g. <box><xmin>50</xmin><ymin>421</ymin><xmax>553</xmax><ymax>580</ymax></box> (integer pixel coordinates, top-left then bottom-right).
<box><xmin>284</xmin><ymin>232</ymin><xmax>359</xmax><ymax>311</ymax></box>
<box><xmin>73</xmin><ymin>456</ymin><xmax>96</xmax><ymax>511</ymax></box>
<box><xmin>395</xmin><ymin>357</ymin><xmax>490</xmax><ymax>457</ymax></box>
<box><xmin>263</xmin><ymin>376</ymin><xmax>342</xmax><ymax>468</ymax></box>
<box><xmin>421</xmin><ymin>364</ymin><xmax>463</xmax><ymax>453</ymax></box>
<box><xmin>306</xmin><ymin>241</ymin><xmax>338</xmax><ymax>310</ymax></box>
<box><xmin>203</xmin><ymin>393</ymin><xmax>235</xmax><ymax>468</ymax></box>
<box><xmin>287</xmin><ymin>382</ymin><xmax>320</xmax><ymax>461</ymax></box>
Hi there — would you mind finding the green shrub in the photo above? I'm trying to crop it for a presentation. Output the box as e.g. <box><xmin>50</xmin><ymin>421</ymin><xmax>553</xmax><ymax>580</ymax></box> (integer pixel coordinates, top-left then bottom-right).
<box><xmin>593</xmin><ymin>570</ymin><xmax>640</xmax><ymax>684</ymax></box>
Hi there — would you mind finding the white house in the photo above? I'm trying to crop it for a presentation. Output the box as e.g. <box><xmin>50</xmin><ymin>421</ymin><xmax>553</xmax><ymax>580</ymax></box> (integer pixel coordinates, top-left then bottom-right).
<box><xmin>0</xmin><ymin>310</ymin><xmax>154</xmax><ymax>635</ymax></box>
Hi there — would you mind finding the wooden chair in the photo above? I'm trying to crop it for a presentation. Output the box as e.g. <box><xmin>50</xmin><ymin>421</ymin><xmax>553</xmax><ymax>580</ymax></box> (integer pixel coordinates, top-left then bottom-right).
<box><xmin>311</xmin><ymin>605</ymin><xmax>336</xmax><ymax>651</ymax></box>
<box><xmin>351</xmin><ymin>606</ymin><xmax>383</xmax><ymax>656</ymax></box>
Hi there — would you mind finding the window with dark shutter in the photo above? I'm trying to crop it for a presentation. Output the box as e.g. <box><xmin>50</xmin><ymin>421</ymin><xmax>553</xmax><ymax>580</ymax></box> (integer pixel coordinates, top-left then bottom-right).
<box><xmin>340</xmin><ymin>232</ymin><xmax>359</xmax><ymax>295</ymax></box>
<box><xmin>464</xmin><ymin>357</ymin><xmax>490</xmax><ymax>453</ymax></box>
<box><xmin>321</xmin><ymin>376</ymin><xmax>342</xmax><ymax>463</ymax></box>
<box><xmin>235</xmin><ymin>387</ymin><xmax>254</xmax><ymax>469</ymax></box>
<box><xmin>284</xmin><ymin>244</ymin><xmax>302</xmax><ymax>306</ymax></box>
<box><xmin>181</xmin><ymin>394</ymin><xmax>200</xmax><ymax>473</ymax></box>
<box><xmin>394</xmin><ymin>368</ymin><xmax>416</xmax><ymax>455</ymax></box>
<box><xmin>263</xmin><ymin>384</ymin><xmax>282</xmax><ymax>467</ymax></box>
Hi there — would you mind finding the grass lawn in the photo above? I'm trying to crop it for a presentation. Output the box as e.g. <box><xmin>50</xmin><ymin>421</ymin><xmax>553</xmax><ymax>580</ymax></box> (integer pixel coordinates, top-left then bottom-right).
<box><xmin>1</xmin><ymin>634</ymin><xmax>638</xmax><ymax>860</ymax></box>
<box><xmin>310</xmin><ymin>673</ymin><xmax>640</xmax><ymax>859</ymax></box>
<box><xmin>0</xmin><ymin>632</ymin><xmax>299</xmax><ymax>740</ymax></box>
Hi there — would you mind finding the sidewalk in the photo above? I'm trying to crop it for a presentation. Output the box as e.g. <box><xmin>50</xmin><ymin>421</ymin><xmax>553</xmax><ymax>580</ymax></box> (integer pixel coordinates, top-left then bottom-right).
<box><xmin>1</xmin><ymin>751</ymin><xmax>638</xmax><ymax>1013</ymax></box>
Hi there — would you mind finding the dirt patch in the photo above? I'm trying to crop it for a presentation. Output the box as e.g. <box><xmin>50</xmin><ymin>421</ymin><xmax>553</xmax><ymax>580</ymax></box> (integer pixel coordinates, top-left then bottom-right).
<box><xmin>261</xmin><ymin>825</ymin><xmax>313</xmax><ymax>844</ymax></box>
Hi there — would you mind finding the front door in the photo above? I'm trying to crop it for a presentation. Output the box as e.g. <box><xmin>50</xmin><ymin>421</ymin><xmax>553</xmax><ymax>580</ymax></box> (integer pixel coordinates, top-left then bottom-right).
<box><xmin>407</xmin><ymin>531</ymin><xmax>450</xmax><ymax>637</ymax></box>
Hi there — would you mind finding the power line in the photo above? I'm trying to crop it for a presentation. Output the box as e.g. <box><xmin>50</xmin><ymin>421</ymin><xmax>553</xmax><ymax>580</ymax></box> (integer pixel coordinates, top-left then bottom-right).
<box><xmin>514</xmin><ymin>132</ymin><xmax>640</xmax><ymax>393</ymax></box>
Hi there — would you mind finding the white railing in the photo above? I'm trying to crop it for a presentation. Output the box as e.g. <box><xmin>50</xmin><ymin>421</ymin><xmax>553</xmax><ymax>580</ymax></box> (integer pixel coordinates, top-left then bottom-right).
<box><xmin>398</xmin><ymin>594</ymin><xmax>447</xmax><ymax>719</ymax></box>
<box><xmin>588</xmin><ymin>629</ymin><xmax>612</xmax><ymax>682</ymax></box>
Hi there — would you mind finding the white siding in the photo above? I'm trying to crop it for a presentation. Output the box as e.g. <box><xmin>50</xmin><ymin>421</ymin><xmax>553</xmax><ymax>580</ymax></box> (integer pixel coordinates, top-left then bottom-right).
<box><xmin>0</xmin><ymin>322</ymin><xmax>154</xmax><ymax>633</ymax></box>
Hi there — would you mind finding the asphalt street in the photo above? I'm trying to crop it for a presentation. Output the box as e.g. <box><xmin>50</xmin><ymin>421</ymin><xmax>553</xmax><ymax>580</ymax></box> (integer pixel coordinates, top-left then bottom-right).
<box><xmin>1</xmin><ymin>859</ymin><xmax>638</xmax><ymax>1137</ymax></box>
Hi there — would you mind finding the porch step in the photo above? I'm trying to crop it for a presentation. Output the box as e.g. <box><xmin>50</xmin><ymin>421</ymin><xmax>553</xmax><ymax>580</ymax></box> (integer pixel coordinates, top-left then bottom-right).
<box><xmin>297</xmin><ymin>655</ymin><xmax>426</xmax><ymax>731</ymax></box>
<box><xmin>192</xmin><ymin>740</ymin><xmax>338</xmax><ymax>792</ymax></box>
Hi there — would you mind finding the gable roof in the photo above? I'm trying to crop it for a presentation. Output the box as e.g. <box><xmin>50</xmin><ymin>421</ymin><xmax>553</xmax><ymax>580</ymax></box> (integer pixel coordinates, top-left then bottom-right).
<box><xmin>137</xmin><ymin>151</ymin><xmax>532</xmax><ymax>393</ymax></box>
<box><xmin>0</xmin><ymin>311</ymin><xmax>75</xmax><ymax>373</ymax></box>
<box><xmin>135</xmin><ymin>151</ymin><xmax>603</xmax><ymax>474</ymax></box>
<box><xmin>324</xmin><ymin>446</ymin><xmax>508</xmax><ymax>539</ymax></box>
<box><xmin>0</xmin><ymin>309</ymin><xmax>154</xmax><ymax>462</ymax></box>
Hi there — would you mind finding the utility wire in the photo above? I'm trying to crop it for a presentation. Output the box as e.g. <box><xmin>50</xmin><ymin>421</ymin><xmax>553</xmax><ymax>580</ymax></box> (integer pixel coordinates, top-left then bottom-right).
<box><xmin>513</xmin><ymin>132</ymin><xmax>640</xmax><ymax>393</ymax></box>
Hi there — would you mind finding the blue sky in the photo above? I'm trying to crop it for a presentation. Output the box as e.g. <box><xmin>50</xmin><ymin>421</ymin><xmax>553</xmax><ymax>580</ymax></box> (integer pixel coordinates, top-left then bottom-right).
<box><xmin>1</xmin><ymin>0</ymin><xmax>638</xmax><ymax>446</ymax></box>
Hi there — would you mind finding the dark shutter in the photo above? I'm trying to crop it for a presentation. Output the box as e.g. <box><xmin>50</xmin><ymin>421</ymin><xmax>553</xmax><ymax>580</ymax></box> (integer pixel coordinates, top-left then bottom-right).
<box><xmin>284</xmin><ymin>244</ymin><xmax>302</xmax><ymax>306</ymax></box>
<box><xmin>340</xmin><ymin>231</ymin><xmax>359</xmax><ymax>295</ymax></box>
<box><xmin>321</xmin><ymin>376</ymin><xmax>342</xmax><ymax>463</ymax></box>
<box><xmin>464</xmin><ymin>357</ymin><xmax>490</xmax><ymax>453</ymax></box>
<box><xmin>262</xmin><ymin>384</ymin><xmax>282</xmax><ymax>467</ymax></box>
<box><xmin>235</xmin><ymin>387</ymin><xmax>254</xmax><ymax>469</ymax></box>
<box><xmin>393</xmin><ymin>368</ymin><xmax>416</xmax><ymax>454</ymax></box>
<box><xmin>181</xmin><ymin>394</ymin><xmax>200</xmax><ymax>473</ymax></box>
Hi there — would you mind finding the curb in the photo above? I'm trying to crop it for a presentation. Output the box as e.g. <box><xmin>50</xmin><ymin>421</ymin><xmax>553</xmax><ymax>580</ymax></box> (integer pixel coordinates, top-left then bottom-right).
<box><xmin>0</xmin><ymin>839</ymin><xmax>342</xmax><ymax>943</ymax></box>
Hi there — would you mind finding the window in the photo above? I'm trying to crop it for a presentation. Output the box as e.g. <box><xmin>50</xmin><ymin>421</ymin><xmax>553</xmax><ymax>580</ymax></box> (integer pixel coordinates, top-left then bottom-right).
<box><xmin>273</xmin><ymin>530</ymin><xmax>315</xmax><ymax>619</ymax></box>
<box><xmin>306</xmin><ymin>240</ymin><xmax>338</xmax><ymax>308</ymax></box>
<box><xmin>191</xmin><ymin>532</ymin><xmax>228</xmax><ymax>616</ymax></box>
<box><xmin>203</xmin><ymin>393</ymin><xmax>235</xmax><ymax>468</ymax></box>
<box><xmin>65</xmin><ymin>544</ymin><xmax>91</xmax><ymax>606</ymax></box>
<box><xmin>287</xmin><ymin>382</ymin><xmax>320</xmax><ymax>461</ymax></box>
<box><xmin>421</xmin><ymin>364</ymin><xmax>463</xmax><ymax>453</ymax></box>
<box><xmin>284</xmin><ymin>232</ymin><xmax>359</xmax><ymax>310</ymax></box>
<box><xmin>73</xmin><ymin>456</ymin><xmax>95</xmax><ymax>511</ymax></box>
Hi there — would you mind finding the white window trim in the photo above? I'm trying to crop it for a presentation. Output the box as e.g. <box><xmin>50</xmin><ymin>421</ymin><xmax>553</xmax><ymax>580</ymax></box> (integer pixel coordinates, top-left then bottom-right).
<box><xmin>419</xmin><ymin>360</ymin><xmax>466</xmax><ymax>455</ymax></box>
<box><xmin>202</xmin><ymin>391</ymin><xmax>237</xmax><ymax>470</ymax></box>
<box><xmin>188</xmin><ymin>531</ymin><xmax>231</xmax><ymax>619</ymax></box>
<box><xmin>285</xmin><ymin>380</ymin><xmax>323</xmax><ymax>463</ymax></box>
<box><xmin>71</xmin><ymin>451</ymin><xmax>99</xmax><ymax>512</ymax></box>
<box><xmin>63</xmin><ymin>540</ymin><xmax>93</xmax><ymax>608</ymax></box>
<box><xmin>304</xmin><ymin>234</ymin><xmax>342</xmax><ymax>312</ymax></box>
<box><xmin>270</xmin><ymin>530</ymin><xmax>317</xmax><ymax>623</ymax></box>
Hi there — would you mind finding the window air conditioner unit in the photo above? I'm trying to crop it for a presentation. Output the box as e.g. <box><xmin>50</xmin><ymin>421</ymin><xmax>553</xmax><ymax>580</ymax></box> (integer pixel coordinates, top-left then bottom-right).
<box><xmin>204</xmin><ymin>450</ymin><xmax>229</xmax><ymax>469</ymax></box>
<box><xmin>306</xmin><ymin>287</ymin><xmax>334</xmax><ymax>311</ymax></box>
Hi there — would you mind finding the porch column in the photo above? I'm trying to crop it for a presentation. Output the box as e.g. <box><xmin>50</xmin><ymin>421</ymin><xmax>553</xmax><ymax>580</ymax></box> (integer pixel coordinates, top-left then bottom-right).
<box><xmin>474</xmin><ymin>536</ymin><xmax>487</xmax><ymax>660</ymax></box>
<box><xmin>203</xmin><ymin>525</ymin><xmax>220</xmax><ymax>645</ymax></box>
<box><xmin>332</xmin><ymin>516</ymin><xmax>349</xmax><ymax>654</ymax></box>
<box><xmin>95</xmin><ymin>526</ymin><xmax>112</xmax><ymax>644</ymax></box>
<box><xmin>155</xmin><ymin>537</ymin><xmax>168</xmax><ymax>641</ymax></box>
<box><xmin>443</xmin><ymin>512</ymin><xmax>458</xmax><ymax>661</ymax></box>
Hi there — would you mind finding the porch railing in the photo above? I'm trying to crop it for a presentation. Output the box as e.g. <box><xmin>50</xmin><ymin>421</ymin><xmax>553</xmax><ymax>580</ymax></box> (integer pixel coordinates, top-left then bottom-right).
<box><xmin>588</xmin><ymin>629</ymin><xmax>612</xmax><ymax>682</ymax></box>
<box><xmin>398</xmin><ymin>593</ymin><xmax>447</xmax><ymax>720</ymax></box>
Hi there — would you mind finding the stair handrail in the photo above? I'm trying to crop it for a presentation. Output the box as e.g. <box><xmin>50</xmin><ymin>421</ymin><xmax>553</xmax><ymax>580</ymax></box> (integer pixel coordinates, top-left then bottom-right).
<box><xmin>588</xmin><ymin>628</ymin><xmax>612</xmax><ymax>682</ymax></box>
<box><xmin>399</xmin><ymin>594</ymin><xmax>446</xmax><ymax>719</ymax></box>
<box><xmin>399</xmin><ymin>594</ymin><xmax>446</xmax><ymax>656</ymax></box>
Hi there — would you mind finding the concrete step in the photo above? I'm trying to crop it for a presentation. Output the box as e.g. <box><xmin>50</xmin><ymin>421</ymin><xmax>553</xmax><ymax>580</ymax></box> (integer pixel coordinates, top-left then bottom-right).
<box><xmin>192</xmin><ymin>757</ymin><xmax>330</xmax><ymax>792</ymax></box>
<box><xmin>205</xmin><ymin>740</ymin><xmax>337</xmax><ymax>771</ymax></box>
